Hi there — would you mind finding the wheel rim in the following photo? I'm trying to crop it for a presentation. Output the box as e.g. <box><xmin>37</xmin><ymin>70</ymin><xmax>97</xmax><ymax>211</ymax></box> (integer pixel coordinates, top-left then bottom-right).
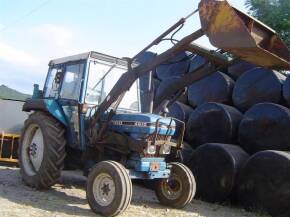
<box><xmin>93</xmin><ymin>173</ymin><xmax>116</xmax><ymax>206</ymax></box>
<box><xmin>160</xmin><ymin>174</ymin><xmax>183</xmax><ymax>200</ymax></box>
<box><xmin>21</xmin><ymin>124</ymin><xmax>44</xmax><ymax>176</ymax></box>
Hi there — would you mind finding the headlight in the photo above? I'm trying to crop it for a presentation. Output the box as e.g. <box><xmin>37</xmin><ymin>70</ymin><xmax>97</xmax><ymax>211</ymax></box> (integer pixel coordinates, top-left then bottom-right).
<box><xmin>159</xmin><ymin>144</ymin><xmax>171</xmax><ymax>155</ymax></box>
<box><xmin>146</xmin><ymin>145</ymin><xmax>156</xmax><ymax>154</ymax></box>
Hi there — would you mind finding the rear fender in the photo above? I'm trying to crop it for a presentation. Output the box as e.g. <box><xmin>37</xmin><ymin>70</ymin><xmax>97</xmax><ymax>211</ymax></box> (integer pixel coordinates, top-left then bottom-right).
<box><xmin>23</xmin><ymin>99</ymin><xmax>67</xmax><ymax>126</ymax></box>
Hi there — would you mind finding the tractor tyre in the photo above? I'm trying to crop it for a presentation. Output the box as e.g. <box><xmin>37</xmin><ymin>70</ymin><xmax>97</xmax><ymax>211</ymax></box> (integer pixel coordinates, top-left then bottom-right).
<box><xmin>19</xmin><ymin>111</ymin><xmax>66</xmax><ymax>189</ymax></box>
<box><xmin>86</xmin><ymin>161</ymin><xmax>132</xmax><ymax>217</ymax></box>
<box><xmin>155</xmin><ymin>162</ymin><xmax>196</xmax><ymax>208</ymax></box>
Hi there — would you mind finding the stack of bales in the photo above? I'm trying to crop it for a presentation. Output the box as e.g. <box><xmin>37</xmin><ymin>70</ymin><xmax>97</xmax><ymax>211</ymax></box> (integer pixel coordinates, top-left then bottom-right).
<box><xmin>187</xmin><ymin>60</ymin><xmax>290</xmax><ymax>216</ymax></box>
<box><xmin>137</xmin><ymin>52</ymin><xmax>290</xmax><ymax>216</ymax></box>
<box><xmin>182</xmin><ymin>58</ymin><xmax>250</xmax><ymax>204</ymax></box>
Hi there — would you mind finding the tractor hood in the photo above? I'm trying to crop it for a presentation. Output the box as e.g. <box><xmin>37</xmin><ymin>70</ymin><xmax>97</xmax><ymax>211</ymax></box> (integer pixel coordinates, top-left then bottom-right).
<box><xmin>105</xmin><ymin>113</ymin><xmax>176</xmax><ymax>136</ymax></box>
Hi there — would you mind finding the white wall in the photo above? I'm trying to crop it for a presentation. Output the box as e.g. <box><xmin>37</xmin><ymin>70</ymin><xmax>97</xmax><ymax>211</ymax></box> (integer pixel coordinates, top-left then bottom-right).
<box><xmin>0</xmin><ymin>99</ymin><xmax>29</xmax><ymax>134</ymax></box>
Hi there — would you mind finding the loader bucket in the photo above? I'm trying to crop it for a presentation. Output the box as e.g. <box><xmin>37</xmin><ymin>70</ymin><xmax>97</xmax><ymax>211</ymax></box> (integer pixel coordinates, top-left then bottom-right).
<box><xmin>198</xmin><ymin>0</ymin><xmax>290</xmax><ymax>70</ymax></box>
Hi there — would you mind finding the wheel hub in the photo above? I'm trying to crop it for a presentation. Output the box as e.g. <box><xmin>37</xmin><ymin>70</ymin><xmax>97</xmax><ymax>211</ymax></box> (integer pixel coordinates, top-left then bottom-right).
<box><xmin>161</xmin><ymin>174</ymin><xmax>183</xmax><ymax>200</ymax></box>
<box><xmin>168</xmin><ymin>179</ymin><xmax>181</xmax><ymax>191</ymax></box>
<box><xmin>29</xmin><ymin>143</ymin><xmax>37</xmax><ymax>157</ymax></box>
<box><xmin>21</xmin><ymin>125</ymin><xmax>44</xmax><ymax>176</ymax></box>
<box><xmin>101</xmin><ymin>183</ymin><xmax>111</xmax><ymax>196</ymax></box>
<box><xmin>93</xmin><ymin>173</ymin><xmax>115</xmax><ymax>206</ymax></box>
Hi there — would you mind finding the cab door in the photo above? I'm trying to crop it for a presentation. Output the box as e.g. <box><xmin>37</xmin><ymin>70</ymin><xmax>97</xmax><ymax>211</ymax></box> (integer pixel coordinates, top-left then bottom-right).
<box><xmin>59</xmin><ymin>61</ymin><xmax>85</xmax><ymax>149</ymax></box>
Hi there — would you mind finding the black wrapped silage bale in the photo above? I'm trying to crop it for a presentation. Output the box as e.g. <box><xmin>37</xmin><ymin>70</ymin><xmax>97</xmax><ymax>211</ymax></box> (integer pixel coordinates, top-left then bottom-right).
<box><xmin>232</xmin><ymin>67</ymin><xmax>286</xmax><ymax>112</ymax></box>
<box><xmin>188</xmin><ymin>55</ymin><xmax>208</xmax><ymax>72</ymax></box>
<box><xmin>152</xmin><ymin>78</ymin><xmax>161</xmax><ymax>94</ymax></box>
<box><xmin>185</xmin><ymin>102</ymin><xmax>242</xmax><ymax>148</ymax></box>
<box><xmin>189</xmin><ymin>143</ymin><xmax>249</xmax><ymax>203</ymax></box>
<box><xmin>155</xmin><ymin>51</ymin><xmax>191</xmax><ymax>80</ymax></box>
<box><xmin>168</xmin><ymin>102</ymin><xmax>193</xmax><ymax>137</ymax></box>
<box><xmin>135</xmin><ymin>51</ymin><xmax>157</xmax><ymax>77</ymax></box>
<box><xmin>238</xmin><ymin>103</ymin><xmax>290</xmax><ymax>154</ymax></box>
<box><xmin>282</xmin><ymin>74</ymin><xmax>290</xmax><ymax>106</ymax></box>
<box><xmin>144</xmin><ymin>78</ymin><xmax>160</xmax><ymax>98</ymax></box>
<box><xmin>155</xmin><ymin>76</ymin><xmax>188</xmax><ymax>103</ymax></box>
<box><xmin>176</xmin><ymin>90</ymin><xmax>188</xmax><ymax>104</ymax></box>
<box><xmin>227</xmin><ymin>60</ymin><xmax>256</xmax><ymax>80</ymax></box>
<box><xmin>135</xmin><ymin>51</ymin><xmax>158</xmax><ymax>112</ymax></box>
<box><xmin>237</xmin><ymin>150</ymin><xmax>290</xmax><ymax>217</ymax></box>
<box><xmin>166</xmin><ymin>141</ymin><xmax>194</xmax><ymax>166</ymax></box>
<box><xmin>141</xmin><ymin>78</ymin><xmax>160</xmax><ymax>110</ymax></box>
<box><xmin>168</xmin><ymin>101</ymin><xmax>193</xmax><ymax>123</ymax></box>
<box><xmin>189</xmin><ymin>54</ymin><xmax>229</xmax><ymax>74</ymax></box>
<box><xmin>187</xmin><ymin>71</ymin><xmax>234</xmax><ymax>108</ymax></box>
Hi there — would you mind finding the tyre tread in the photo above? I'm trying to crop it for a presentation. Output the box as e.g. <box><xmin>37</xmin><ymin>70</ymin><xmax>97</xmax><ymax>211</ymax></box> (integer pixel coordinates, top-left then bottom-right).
<box><xmin>19</xmin><ymin>111</ymin><xmax>66</xmax><ymax>189</ymax></box>
<box><xmin>155</xmin><ymin>162</ymin><xmax>196</xmax><ymax>208</ymax></box>
<box><xmin>87</xmin><ymin>161</ymin><xmax>132</xmax><ymax>217</ymax></box>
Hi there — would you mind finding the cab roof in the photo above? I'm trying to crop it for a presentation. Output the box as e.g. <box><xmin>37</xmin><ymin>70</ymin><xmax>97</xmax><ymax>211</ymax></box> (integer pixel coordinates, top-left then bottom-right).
<box><xmin>48</xmin><ymin>51</ymin><xmax>128</xmax><ymax>67</ymax></box>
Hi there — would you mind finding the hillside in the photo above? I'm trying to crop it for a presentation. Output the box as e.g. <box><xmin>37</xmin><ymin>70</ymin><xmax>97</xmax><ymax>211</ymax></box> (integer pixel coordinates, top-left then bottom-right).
<box><xmin>0</xmin><ymin>85</ymin><xmax>31</xmax><ymax>101</ymax></box>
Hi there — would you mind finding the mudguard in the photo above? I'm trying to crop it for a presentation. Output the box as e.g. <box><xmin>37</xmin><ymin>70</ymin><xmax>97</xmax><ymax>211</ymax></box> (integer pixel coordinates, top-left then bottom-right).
<box><xmin>23</xmin><ymin>98</ymin><xmax>67</xmax><ymax>126</ymax></box>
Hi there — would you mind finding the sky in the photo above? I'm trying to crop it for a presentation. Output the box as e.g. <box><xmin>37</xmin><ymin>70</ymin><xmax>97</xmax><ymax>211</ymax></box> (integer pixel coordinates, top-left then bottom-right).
<box><xmin>0</xmin><ymin>0</ymin><xmax>247</xmax><ymax>94</ymax></box>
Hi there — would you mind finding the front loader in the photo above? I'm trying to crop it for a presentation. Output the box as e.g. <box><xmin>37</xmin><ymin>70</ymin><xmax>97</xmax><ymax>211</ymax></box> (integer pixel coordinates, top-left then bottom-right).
<box><xmin>19</xmin><ymin>0</ymin><xmax>290</xmax><ymax>216</ymax></box>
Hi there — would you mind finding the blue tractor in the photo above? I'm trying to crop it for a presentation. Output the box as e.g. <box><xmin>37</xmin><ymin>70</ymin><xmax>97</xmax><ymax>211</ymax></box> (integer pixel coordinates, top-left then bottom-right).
<box><xmin>19</xmin><ymin>51</ymin><xmax>195</xmax><ymax>216</ymax></box>
<box><xmin>19</xmin><ymin>0</ymin><xmax>290</xmax><ymax>216</ymax></box>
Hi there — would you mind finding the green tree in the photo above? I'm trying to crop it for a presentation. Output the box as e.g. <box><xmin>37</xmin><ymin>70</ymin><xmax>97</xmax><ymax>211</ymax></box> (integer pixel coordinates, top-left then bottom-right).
<box><xmin>245</xmin><ymin>0</ymin><xmax>290</xmax><ymax>47</ymax></box>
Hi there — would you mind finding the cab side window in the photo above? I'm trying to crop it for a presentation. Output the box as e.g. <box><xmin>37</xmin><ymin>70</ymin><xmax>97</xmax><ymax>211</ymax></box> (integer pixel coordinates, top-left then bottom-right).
<box><xmin>60</xmin><ymin>63</ymin><xmax>84</xmax><ymax>100</ymax></box>
<box><xmin>44</xmin><ymin>68</ymin><xmax>60</xmax><ymax>98</ymax></box>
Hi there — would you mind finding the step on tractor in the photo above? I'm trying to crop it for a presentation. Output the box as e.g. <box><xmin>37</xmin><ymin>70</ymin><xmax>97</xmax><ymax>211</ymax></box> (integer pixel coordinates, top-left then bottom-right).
<box><xmin>19</xmin><ymin>0</ymin><xmax>290</xmax><ymax>216</ymax></box>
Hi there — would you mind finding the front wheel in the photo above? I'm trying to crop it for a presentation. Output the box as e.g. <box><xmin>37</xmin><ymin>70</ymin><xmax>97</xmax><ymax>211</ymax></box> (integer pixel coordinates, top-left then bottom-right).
<box><xmin>86</xmin><ymin>161</ymin><xmax>132</xmax><ymax>217</ymax></box>
<box><xmin>155</xmin><ymin>162</ymin><xmax>196</xmax><ymax>208</ymax></box>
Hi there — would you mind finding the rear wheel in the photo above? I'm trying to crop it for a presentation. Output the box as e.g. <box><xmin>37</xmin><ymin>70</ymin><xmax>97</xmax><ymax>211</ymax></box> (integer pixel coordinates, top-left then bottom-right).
<box><xmin>155</xmin><ymin>162</ymin><xmax>196</xmax><ymax>208</ymax></box>
<box><xmin>19</xmin><ymin>112</ymin><xmax>66</xmax><ymax>189</ymax></box>
<box><xmin>86</xmin><ymin>161</ymin><xmax>132</xmax><ymax>217</ymax></box>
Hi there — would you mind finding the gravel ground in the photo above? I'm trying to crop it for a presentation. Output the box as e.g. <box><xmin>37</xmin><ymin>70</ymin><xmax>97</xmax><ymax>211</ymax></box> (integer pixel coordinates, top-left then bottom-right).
<box><xmin>0</xmin><ymin>165</ymin><xmax>266</xmax><ymax>217</ymax></box>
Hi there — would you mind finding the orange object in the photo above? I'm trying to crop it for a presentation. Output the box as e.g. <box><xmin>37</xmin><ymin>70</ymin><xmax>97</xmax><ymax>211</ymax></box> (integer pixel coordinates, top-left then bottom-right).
<box><xmin>0</xmin><ymin>133</ymin><xmax>19</xmax><ymax>164</ymax></box>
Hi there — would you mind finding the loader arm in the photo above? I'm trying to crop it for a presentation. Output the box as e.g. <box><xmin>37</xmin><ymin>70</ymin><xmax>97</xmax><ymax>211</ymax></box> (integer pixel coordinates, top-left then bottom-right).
<box><xmin>88</xmin><ymin>0</ymin><xmax>290</xmax><ymax>143</ymax></box>
<box><xmin>88</xmin><ymin>29</ymin><xmax>205</xmax><ymax>133</ymax></box>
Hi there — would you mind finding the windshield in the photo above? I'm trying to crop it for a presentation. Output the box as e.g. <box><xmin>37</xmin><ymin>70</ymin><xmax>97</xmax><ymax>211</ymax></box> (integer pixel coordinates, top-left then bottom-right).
<box><xmin>85</xmin><ymin>60</ymin><xmax>140</xmax><ymax>113</ymax></box>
